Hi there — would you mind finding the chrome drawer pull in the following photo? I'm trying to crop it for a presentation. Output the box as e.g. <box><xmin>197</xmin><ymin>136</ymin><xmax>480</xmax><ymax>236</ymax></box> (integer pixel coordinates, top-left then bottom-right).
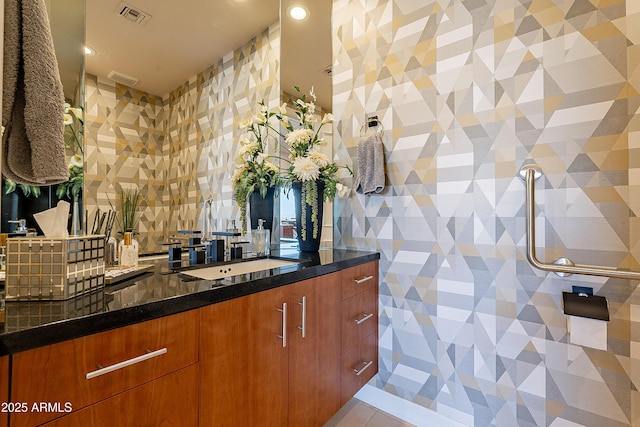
<box><xmin>354</xmin><ymin>313</ymin><xmax>374</xmax><ymax>325</ymax></box>
<box><xmin>86</xmin><ymin>348</ymin><xmax>167</xmax><ymax>380</ymax></box>
<box><xmin>354</xmin><ymin>275</ymin><xmax>374</xmax><ymax>284</ymax></box>
<box><xmin>297</xmin><ymin>296</ymin><xmax>307</xmax><ymax>338</ymax></box>
<box><xmin>353</xmin><ymin>360</ymin><xmax>373</xmax><ymax>376</ymax></box>
<box><xmin>277</xmin><ymin>303</ymin><xmax>287</xmax><ymax>348</ymax></box>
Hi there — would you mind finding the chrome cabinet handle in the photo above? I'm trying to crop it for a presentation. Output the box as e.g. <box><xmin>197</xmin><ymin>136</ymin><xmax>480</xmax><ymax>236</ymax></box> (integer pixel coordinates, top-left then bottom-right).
<box><xmin>353</xmin><ymin>360</ymin><xmax>373</xmax><ymax>376</ymax></box>
<box><xmin>297</xmin><ymin>296</ymin><xmax>307</xmax><ymax>338</ymax></box>
<box><xmin>354</xmin><ymin>275</ymin><xmax>374</xmax><ymax>284</ymax></box>
<box><xmin>354</xmin><ymin>313</ymin><xmax>373</xmax><ymax>325</ymax></box>
<box><xmin>277</xmin><ymin>303</ymin><xmax>287</xmax><ymax>347</ymax></box>
<box><xmin>86</xmin><ymin>348</ymin><xmax>167</xmax><ymax>380</ymax></box>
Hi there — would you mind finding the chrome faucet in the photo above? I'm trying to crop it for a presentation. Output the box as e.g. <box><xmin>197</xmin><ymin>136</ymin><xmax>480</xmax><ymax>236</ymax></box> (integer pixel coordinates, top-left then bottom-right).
<box><xmin>203</xmin><ymin>198</ymin><xmax>214</xmax><ymax>241</ymax></box>
<box><xmin>8</xmin><ymin>219</ymin><xmax>27</xmax><ymax>233</ymax></box>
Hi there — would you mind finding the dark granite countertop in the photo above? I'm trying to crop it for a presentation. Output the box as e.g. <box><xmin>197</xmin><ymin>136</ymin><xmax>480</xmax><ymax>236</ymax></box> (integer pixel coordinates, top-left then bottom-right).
<box><xmin>0</xmin><ymin>248</ymin><xmax>379</xmax><ymax>356</ymax></box>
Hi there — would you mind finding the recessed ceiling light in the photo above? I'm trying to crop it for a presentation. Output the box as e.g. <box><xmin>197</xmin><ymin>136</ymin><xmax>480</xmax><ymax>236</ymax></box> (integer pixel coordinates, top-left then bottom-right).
<box><xmin>289</xmin><ymin>5</ymin><xmax>309</xmax><ymax>21</ymax></box>
<box><xmin>84</xmin><ymin>45</ymin><xmax>95</xmax><ymax>55</ymax></box>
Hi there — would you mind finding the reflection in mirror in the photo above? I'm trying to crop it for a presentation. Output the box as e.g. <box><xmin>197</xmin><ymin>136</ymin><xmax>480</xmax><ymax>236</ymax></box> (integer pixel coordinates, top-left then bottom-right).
<box><xmin>1</xmin><ymin>0</ymin><xmax>85</xmax><ymax>236</ymax></box>
<box><xmin>83</xmin><ymin>0</ymin><xmax>280</xmax><ymax>254</ymax></box>
<box><xmin>279</xmin><ymin>0</ymin><xmax>332</xmax><ymax>249</ymax></box>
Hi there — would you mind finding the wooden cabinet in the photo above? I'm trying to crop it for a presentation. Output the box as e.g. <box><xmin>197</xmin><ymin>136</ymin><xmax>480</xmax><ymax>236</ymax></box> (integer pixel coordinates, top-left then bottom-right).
<box><xmin>3</xmin><ymin>257</ymin><xmax>379</xmax><ymax>426</ymax></box>
<box><xmin>40</xmin><ymin>365</ymin><xmax>198</xmax><ymax>427</ymax></box>
<box><xmin>199</xmin><ymin>273</ymin><xmax>341</xmax><ymax>427</ymax></box>
<box><xmin>340</xmin><ymin>261</ymin><xmax>379</xmax><ymax>405</ymax></box>
<box><xmin>199</xmin><ymin>284</ymin><xmax>289</xmax><ymax>426</ymax></box>
<box><xmin>288</xmin><ymin>274</ymin><xmax>341</xmax><ymax>426</ymax></box>
<box><xmin>10</xmin><ymin>310</ymin><xmax>199</xmax><ymax>426</ymax></box>
<box><xmin>1</xmin><ymin>356</ymin><xmax>8</xmax><ymax>427</ymax></box>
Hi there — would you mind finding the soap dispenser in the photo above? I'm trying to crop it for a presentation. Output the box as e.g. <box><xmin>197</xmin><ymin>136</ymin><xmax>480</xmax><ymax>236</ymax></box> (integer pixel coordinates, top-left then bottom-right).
<box><xmin>252</xmin><ymin>219</ymin><xmax>267</xmax><ymax>256</ymax></box>
<box><xmin>119</xmin><ymin>229</ymin><xmax>139</xmax><ymax>268</ymax></box>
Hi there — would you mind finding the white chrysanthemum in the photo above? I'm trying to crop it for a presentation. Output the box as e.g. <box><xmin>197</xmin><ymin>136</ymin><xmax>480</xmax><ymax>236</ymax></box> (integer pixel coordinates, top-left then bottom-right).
<box><xmin>286</xmin><ymin>129</ymin><xmax>313</xmax><ymax>147</ymax></box>
<box><xmin>234</xmin><ymin>154</ymin><xmax>247</xmax><ymax>168</ymax></box>
<box><xmin>238</xmin><ymin>140</ymin><xmax>259</xmax><ymax>158</ymax></box>
<box><xmin>304</xmin><ymin>114</ymin><xmax>317</xmax><ymax>124</ymax></box>
<box><xmin>292</xmin><ymin>156</ymin><xmax>320</xmax><ymax>182</ymax></box>
<box><xmin>307</xmin><ymin>150</ymin><xmax>329</xmax><ymax>168</ymax></box>
<box><xmin>265</xmin><ymin>161</ymin><xmax>279</xmax><ymax>173</ymax></box>
<box><xmin>321</xmin><ymin>113</ymin><xmax>333</xmax><ymax>124</ymax></box>
<box><xmin>336</xmin><ymin>183</ymin><xmax>350</xmax><ymax>198</ymax></box>
<box><xmin>231</xmin><ymin>166</ymin><xmax>247</xmax><ymax>183</ymax></box>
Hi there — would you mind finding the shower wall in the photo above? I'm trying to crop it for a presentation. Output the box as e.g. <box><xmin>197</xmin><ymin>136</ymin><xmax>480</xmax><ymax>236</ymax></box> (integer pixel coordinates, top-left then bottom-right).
<box><xmin>333</xmin><ymin>0</ymin><xmax>640</xmax><ymax>425</ymax></box>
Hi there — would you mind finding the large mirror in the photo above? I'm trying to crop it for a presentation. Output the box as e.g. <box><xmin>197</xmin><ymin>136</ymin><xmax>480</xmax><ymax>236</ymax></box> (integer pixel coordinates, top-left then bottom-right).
<box><xmin>2</xmin><ymin>0</ymin><xmax>332</xmax><ymax>256</ymax></box>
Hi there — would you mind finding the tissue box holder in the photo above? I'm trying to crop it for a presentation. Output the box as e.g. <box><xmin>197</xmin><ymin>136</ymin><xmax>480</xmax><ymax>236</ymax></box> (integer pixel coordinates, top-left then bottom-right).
<box><xmin>4</xmin><ymin>235</ymin><xmax>106</xmax><ymax>301</ymax></box>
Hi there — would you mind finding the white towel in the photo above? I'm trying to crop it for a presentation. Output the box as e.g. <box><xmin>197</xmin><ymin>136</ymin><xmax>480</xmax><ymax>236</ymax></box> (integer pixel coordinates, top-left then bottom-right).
<box><xmin>2</xmin><ymin>0</ymin><xmax>68</xmax><ymax>185</ymax></box>
<box><xmin>355</xmin><ymin>133</ymin><xmax>385</xmax><ymax>195</ymax></box>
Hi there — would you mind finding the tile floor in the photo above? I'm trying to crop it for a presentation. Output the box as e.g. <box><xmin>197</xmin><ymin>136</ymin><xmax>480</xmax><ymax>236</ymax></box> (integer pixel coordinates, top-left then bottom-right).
<box><xmin>324</xmin><ymin>398</ymin><xmax>416</xmax><ymax>427</ymax></box>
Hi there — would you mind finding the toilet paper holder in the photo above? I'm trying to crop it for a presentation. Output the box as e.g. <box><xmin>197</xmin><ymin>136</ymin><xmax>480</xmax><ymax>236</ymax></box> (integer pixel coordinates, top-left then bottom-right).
<box><xmin>562</xmin><ymin>291</ymin><xmax>609</xmax><ymax>321</ymax></box>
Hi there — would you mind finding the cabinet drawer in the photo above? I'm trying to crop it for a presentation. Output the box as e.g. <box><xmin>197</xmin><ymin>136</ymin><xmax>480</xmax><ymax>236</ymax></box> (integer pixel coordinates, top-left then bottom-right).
<box><xmin>341</xmin><ymin>286</ymin><xmax>377</xmax><ymax>353</ymax></box>
<box><xmin>41</xmin><ymin>364</ymin><xmax>198</xmax><ymax>427</ymax></box>
<box><xmin>10</xmin><ymin>310</ymin><xmax>198</xmax><ymax>427</ymax></box>
<box><xmin>341</xmin><ymin>261</ymin><xmax>378</xmax><ymax>300</ymax></box>
<box><xmin>340</xmin><ymin>332</ymin><xmax>378</xmax><ymax>406</ymax></box>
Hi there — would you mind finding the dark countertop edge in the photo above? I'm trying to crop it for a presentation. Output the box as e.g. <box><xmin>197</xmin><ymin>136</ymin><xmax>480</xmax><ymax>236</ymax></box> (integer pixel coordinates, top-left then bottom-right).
<box><xmin>0</xmin><ymin>251</ymin><xmax>379</xmax><ymax>356</ymax></box>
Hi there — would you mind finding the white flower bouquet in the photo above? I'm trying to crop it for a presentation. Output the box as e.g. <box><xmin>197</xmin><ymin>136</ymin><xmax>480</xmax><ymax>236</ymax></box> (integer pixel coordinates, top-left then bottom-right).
<box><xmin>275</xmin><ymin>87</ymin><xmax>351</xmax><ymax>241</ymax></box>
<box><xmin>231</xmin><ymin>104</ymin><xmax>281</xmax><ymax>235</ymax></box>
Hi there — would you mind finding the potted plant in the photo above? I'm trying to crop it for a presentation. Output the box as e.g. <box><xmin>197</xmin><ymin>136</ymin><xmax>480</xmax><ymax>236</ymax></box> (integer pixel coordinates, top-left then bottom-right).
<box><xmin>231</xmin><ymin>104</ymin><xmax>281</xmax><ymax>235</ymax></box>
<box><xmin>110</xmin><ymin>187</ymin><xmax>142</xmax><ymax>236</ymax></box>
<box><xmin>272</xmin><ymin>87</ymin><xmax>351</xmax><ymax>251</ymax></box>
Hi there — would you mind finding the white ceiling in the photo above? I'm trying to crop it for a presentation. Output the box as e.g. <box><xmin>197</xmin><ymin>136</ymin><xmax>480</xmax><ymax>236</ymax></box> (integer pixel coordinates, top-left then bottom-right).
<box><xmin>85</xmin><ymin>0</ymin><xmax>332</xmax><ymax>110</ymax></box>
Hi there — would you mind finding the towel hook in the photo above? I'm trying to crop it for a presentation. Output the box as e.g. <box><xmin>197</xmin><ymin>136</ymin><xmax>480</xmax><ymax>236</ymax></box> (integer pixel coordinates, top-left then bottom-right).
<box><xmin>360</xmin><ymin>115</ymin><xmax>384</xmax><ymax>138</ymax></box>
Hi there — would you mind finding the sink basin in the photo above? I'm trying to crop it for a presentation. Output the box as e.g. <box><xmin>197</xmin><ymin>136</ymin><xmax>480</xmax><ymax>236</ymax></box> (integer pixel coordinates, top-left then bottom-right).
<box><xmin>181</xmin><ymin>258</ymin><xmax>300</xmax><ymax>281</ymax></box>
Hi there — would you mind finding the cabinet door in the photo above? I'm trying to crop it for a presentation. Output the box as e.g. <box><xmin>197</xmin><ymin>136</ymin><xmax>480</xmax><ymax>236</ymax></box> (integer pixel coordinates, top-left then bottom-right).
<box><xmin>41</xmin><ymin>365</ymin><xmax>198</xmax><ymax>427</ymax></box>
<box><xmin>288</xmin><ymin>274</ymin><xmax>341</xmax><ymax>426</ymax></box>
<box><xmin>200</xmin><ymin>286</ymin><xmax>289</xmax><ymax>427</ymax></box>
<box><xmin>0</xmin><ymin>356</ymin><xmax>7</xmax><ymax>427</ymax></box>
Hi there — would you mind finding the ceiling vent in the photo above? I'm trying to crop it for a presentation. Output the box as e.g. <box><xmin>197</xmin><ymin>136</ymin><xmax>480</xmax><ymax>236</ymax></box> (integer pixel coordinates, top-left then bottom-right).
<box><xmin>107</xmin><ymin>70</ymin><xmax>139</xmax><ymax>87</ymax></box>
<box><xmin>114</xmin><ymin>2</ymin><xmax>152</xmax><ymax>25</ymax></box>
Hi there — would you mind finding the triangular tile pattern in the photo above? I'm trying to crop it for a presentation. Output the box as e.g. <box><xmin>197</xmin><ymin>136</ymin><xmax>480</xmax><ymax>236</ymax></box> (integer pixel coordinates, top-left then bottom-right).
<box><xmin>85</xmin><ymin>23</ymin><xmax>280</xmax><ymax>251</ymax></box>
<box><xmin>333</xmin><ymin>0</ymin><xmax>640</xmax><ymax>425</ymax></box>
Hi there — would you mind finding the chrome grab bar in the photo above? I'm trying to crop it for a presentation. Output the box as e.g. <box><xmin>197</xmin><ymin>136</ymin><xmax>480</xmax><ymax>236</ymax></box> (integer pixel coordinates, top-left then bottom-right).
<box><xmin>519</xmin><ymin>163</ymin><xmax>640</xmax><ymax>280</ymax></box>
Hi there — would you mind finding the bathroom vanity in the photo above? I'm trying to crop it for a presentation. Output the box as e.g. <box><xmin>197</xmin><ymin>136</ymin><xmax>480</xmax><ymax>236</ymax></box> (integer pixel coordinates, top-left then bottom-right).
<box><xmin>0</xmin><ymin>249</ymin><xmax>379</xmax><ymax>426</ymax></box>
<box><xmin>1</xmin><ymin>356</ymin><xmax>7</xmax><ymax>427</ymax></box>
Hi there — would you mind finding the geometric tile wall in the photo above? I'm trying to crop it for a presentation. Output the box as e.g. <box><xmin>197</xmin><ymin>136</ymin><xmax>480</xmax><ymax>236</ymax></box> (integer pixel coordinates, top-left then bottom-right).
<box><xmin>84</xmin><ymin>74</ymin><xmax>165</xmax><ymax>252</ymax></box>
<box><xmin>332</xmin><ymin>0</ymin><xmax>640</xmax><ymax>425</ymax></box>
<box><xmin>164</xmin><ymin>23</ymin><xmax>280</xmax><ymax>239</ymax></box>
<box><xmin>84</xmin><ymin>22</ymin><xmax>280</xmax><ymax>253</ymax></box>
